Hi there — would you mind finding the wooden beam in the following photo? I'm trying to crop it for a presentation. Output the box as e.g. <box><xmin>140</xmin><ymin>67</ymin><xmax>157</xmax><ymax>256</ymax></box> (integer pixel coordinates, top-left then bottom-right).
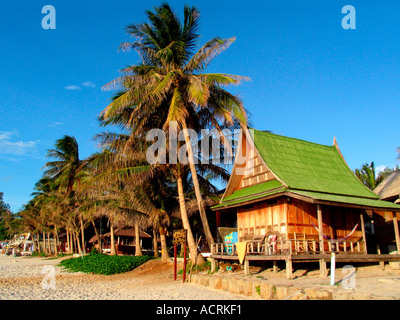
<box><xmin>393</xmin><ymin>212</ymin><xmax>400</xmax><ymax>254</ymax></box>
<box><xmin>317</xmin><ymin>204</ymin><xmax>324</xmax><ymax>253</ymax></box>
<box><xmin>360</xmin><ymin>212</ymin><xmax>367</xmax><ymax>254</ymax></box>
<box><xmin>317</xmin><ymin>204</ymin><xmax>327</xmax><ymax>278</ymax></box>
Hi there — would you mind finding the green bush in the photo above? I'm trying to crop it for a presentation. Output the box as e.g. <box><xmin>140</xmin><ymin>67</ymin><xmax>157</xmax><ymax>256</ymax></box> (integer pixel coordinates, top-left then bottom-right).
<box><xmin>59</xmin><ymin>252</ymin><xmax>151</xmax><ymax>275</ymax></box>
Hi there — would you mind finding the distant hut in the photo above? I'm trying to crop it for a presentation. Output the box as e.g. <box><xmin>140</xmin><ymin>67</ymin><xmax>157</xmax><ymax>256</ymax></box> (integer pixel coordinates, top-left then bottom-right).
<box><xmin>374</xmin><ymin>170</ymin><xmax>400</xmax><ymax>203</ymax></box>
<box><xmin>211</xmin><ymin>128</ymin><xmax>400</xmax><ymax>278</ymax></box>
<box><xmin>89</xmin><ymin>226</ymin><xmax>151</xmax><ymax>255</ymax></box>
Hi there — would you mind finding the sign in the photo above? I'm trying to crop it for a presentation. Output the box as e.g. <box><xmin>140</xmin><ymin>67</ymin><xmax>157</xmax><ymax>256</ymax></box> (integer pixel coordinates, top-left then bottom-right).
<box><xmin>173</xmin><ymin>229</ymin><xmax>187</xmax><ymax>245</ymax></box>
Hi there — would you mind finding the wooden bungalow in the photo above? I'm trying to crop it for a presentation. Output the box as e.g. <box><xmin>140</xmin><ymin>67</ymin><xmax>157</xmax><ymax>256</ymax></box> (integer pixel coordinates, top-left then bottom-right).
<box><xmin>89</xmin><ymin>227</ymin><xmax>152</xmax><ymax>255</ymax></box>
<box><xmin>211</xmin><ymin>128</ymin><xmax>400</xmax><ymax>278</ymax></box>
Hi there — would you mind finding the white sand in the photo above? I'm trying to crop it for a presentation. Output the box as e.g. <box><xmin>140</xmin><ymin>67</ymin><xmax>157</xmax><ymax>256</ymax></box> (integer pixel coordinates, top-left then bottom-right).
<box><xmin>0</xmin><ymin>255</ymin><xmax>252</xmax><ymax>300</ymax></box>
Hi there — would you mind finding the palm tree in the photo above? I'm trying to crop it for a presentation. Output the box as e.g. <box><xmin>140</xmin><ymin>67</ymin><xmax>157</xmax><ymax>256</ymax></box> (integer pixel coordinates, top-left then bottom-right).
<box><xmin>44</xmin><ymin>135</ymin><xmax>87</xmax><ymax>253</ymax></box>
<box><xmin>355</xmin><ymin>161</ymin><xmax>397</xmax><ymax>190</ymax></box>
<box><xmin>101</xmin><ymin>3</ymin><xmax>248</xmax><ymax>257</ymax></box>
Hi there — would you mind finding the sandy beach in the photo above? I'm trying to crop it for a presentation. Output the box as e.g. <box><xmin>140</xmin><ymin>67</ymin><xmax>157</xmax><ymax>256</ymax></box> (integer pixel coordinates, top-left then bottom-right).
<box><xmin>0</xmin><ymin>255</ymin><xmax>253</xmax><ymax>300</ymax></box>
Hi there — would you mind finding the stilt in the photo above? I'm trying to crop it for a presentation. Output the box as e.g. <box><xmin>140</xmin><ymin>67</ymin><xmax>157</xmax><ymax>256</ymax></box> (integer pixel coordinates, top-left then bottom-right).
<box><xmin>286</xmin><ymin>259</ymin><xmax>293</xmax><ymax>280</ymax></box>
<box><xmin>210</xmin><ymin>258</ymin><xmax>218</xmax><ymax>273</ymax></box>
<box><xmin>244</xmin><ymin>259</ymin><xmax>249</xmax><ymax>275</ymax></box>
<box><xmin>319</xmin><ymin>258</ymin><xmax>327</xmax><ymax>278</ymax></box>
<box><xmin>379</xmin><ymin>261</ymin><xmax>385</xmax><ymax>271</ymax></box>
<box><xmin>273</xmin><ymin>261</ymin><xmax>278</xmax><ymax>273</ymax></box>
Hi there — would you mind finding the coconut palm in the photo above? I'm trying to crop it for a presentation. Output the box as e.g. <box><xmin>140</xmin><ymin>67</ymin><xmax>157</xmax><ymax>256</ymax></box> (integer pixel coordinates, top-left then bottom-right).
<box><xmin>44</xmin><ymin>135</ymin><xmax>88</xmax><ymax>253</ymax></box>
<box><xmin>101</xmin><ymin>2</ymin><xmax>248</xmax><ymax>256</ymax></box>
<box><xmin>355</xmin><ymin>162</ymin><xmax>398</xmax><ymax>190</ymax></box>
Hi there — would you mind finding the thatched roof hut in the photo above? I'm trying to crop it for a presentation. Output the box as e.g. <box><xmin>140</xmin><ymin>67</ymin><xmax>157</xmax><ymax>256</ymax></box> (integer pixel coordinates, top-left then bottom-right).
<box><xmin>374</xmin><ymin>170</ymin><xmax>400</xmax><ymax>203</ymax></box>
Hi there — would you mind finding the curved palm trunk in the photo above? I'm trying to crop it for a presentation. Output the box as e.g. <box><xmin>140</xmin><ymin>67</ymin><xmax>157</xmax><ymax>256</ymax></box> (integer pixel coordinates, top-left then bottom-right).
<box><xmin>152</xmin><ymin>229</ymin><xmax>159</xmax><ymax>257</ymax></box>
<box><xmin>47</xmin><ymin>232</ymin><xmax>52</xmax><ymax>255</ymax></box>
<box><xmin>135</xmin><ymin>221</ymin><xmax>143</xmax><ymax>256</ymax></box>
<box><xmin>74</xmin><ymin>231</ymin><xmax>83</xmax><ymax>254</ymax></box>
<box><xmin>110</xmin><ymin>221</ymin><xmax>117</xmax><ymax>255</ymax></box>
<box><xmin>176</xmin><ymin>173</ymin><xmax>205</xmax><ymax>265</ymax></box>
<box><xmin>160</xmin><ymin>227</ymin><xmax>169</xmax><ymax>262</ymax></box>
<box><xmin>54</xmin><ymin>226</ymin><xmax>60</xmax><ymax>255</ymax></box>
<box><xmin>80</xmin><ymin>217</ymin><xmax>86</xmax><ymax>254</ymax></box>
<box><xmin>182</xmin><ymin>123</ymin><xmax>215</xmax><ymax>249</ymax></box>
<box><xmin>42</xmin><ymin>231</ymin><xmax>46</xmax><ymax>254</ymax></box>
<box><xmin>91</xmin><ymin>219</ymin><xmax>101</xmax><ymax>253</ymax></box>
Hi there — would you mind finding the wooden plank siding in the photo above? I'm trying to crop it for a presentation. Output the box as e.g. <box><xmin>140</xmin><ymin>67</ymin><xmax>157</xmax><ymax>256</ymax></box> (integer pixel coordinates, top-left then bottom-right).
<box><xmin>286</xmin><ymin>199</ymin><xmax>362</xmax><ymax>242</ymax></box>
<box><xmin>237</xmin><ymin>199</ymin><xmax>287</xmax><ymax>241</ymax></box>
<box><xmin>236</xmin><ymin>197</ymin><xmax>364</xmax><ymax>250</ymax></box>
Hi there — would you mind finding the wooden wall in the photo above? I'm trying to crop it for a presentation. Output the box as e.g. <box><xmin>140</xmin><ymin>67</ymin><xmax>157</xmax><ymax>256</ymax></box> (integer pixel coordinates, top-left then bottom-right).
<box><xmin>236</xmin><ymin>197</ymin><xmax>363</xmax><ymax>242</ymax></box>
<box><xmin>287</xmin><ymin>199</ymin><xmax>362</xmax><ymax>242</ymax></box>
<box><xmin>237</xmin><ymin>198</ymin><xmax>287</xmax><ymax>241</ymax></box>
<box><xmin>373</xmin><ymin>210</ymin><xmax>399</xmax><ymax>250</ymax></box>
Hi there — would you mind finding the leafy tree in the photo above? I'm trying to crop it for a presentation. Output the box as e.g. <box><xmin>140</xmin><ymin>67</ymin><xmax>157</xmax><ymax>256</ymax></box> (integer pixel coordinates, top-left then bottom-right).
<box><xmin>0</xmin><ymin>192</ymin><xmax>13</xmax><ymax>240</ymax></box>
<box><xmin>101</xmin><ymin>3</ymin><xmax>248</xmax><ymax>261</ymax></box>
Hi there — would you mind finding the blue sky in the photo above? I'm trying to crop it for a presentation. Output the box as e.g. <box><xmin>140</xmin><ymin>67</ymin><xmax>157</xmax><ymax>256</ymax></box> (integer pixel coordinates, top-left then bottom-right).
<box><xmin>1</xmin><ymin>0</ymin><xmax>400</xmax><ymax>212</ymax></box>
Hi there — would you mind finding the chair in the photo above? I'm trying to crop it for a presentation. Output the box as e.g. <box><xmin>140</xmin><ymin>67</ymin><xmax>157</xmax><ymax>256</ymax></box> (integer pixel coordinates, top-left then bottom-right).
<box><xmin>267</xmin><ymin>235</ymin><xmax>277</xmax><ymax>254</ymax></box>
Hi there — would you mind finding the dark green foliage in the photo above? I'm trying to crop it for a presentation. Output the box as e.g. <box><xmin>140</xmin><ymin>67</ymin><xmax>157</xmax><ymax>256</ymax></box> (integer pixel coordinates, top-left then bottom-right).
<box><xmin>59</xmin><ymin>252</ymin><xmax>151</xmax><ymax>275</ymax></box>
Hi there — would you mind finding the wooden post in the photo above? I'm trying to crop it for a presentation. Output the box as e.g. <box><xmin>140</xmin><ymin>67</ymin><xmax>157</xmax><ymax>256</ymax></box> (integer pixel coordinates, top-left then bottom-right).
<box><xmin>174</xmin><ymin>243</ymin><xmax>177</xmax><ymax>281</ymax></box>
<box><xmin>210</xmin><ymin>258</ymin><xmax>218</xmax><ymax>273</ymax></box>
<box><xmin>317</xmin><ymin>204</ymin><xmax>327</xmax><ymax>278</ymax></box>
<box><xmin>183</xmin><ymin>236</ymin><xmax>187</xmax><ymax>283</ymax></box>
<box><xmin>360</xmin><ymin>212</ymin><xmax>367</xmax><ymax>254</ymax></box>
<box><xmin>273</xmin><ymin>261</ymin><xmax>278</xmax><ymax>273</ymax></box>
<box><xmin>286</xmin><ymin>258</ymin><xmax>293</xmax><ymax>280</ymax></box>
<box><xmin>392</xmin><ymin>212</ymin><xmax>400</xmax><ymax>254</ymax></box>
<box><xmin>244</xmin><ymin>259</ymin><xmax>249</xmax><ymax>275</ymax></box>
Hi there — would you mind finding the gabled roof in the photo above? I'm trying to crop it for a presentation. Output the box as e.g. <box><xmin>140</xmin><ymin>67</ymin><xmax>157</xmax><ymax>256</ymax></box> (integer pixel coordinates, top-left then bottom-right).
<box><xmin>374</xmin><ymin>170</ymin><xmax>400</xmax><ymax>201</ymax></box>
<box><xmin>213</xmin><ymin>129</ymin><xmax>400</xmax><ymax>211</ymax></box>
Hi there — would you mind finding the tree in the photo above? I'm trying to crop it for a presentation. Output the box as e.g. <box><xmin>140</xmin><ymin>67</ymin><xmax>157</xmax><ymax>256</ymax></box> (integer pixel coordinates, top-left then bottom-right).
<box><xmin>101</xmin><ymin>2</ymin><xmax>248</xmax><ymax>259</ymax></box>
<box><xmin>0</xmin><ymin>193</ymin><xmax>13</xmax><ymax>240</ymax></box>
<box><xmin>44</xmin><ymin>135</ymin><xmax>87</xmax><ymax>254</ymax></box>
<box><xmin>355</xmin><ymin>161</ymin><xmax>398</xmax><ymax>190</ymax></box>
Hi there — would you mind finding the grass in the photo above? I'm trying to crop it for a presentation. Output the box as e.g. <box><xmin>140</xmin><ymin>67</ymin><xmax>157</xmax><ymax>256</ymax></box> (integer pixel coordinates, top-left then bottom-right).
<box><xmin>59</xmin><ymin>251</ymin><xmax>151</xmax><ymax>275</ymax></box>
<box><xmin>177</xmin><ymin>260</ymin><xmax>217</xmax><ymax>275</ymax></box>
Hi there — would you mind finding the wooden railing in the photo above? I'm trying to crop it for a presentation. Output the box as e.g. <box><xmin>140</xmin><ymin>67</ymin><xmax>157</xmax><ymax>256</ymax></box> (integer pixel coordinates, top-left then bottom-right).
<box><xmin>211</xmin><ymin>238</ymin><xmax>366</xmax><ymax>256</ymax></box>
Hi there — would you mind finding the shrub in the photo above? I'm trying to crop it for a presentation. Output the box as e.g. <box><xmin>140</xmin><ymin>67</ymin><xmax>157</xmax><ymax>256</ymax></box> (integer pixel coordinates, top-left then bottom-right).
<box><xmin>59</xmin><ymin>252</ymin><xmax>151</xmax><ymax>275</ymax></box>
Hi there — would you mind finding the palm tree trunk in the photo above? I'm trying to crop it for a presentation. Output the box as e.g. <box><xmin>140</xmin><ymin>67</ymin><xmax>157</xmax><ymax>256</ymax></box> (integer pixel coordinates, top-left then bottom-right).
<box><xmin>54</xmin><ymin>226</ymin><xmax>59</xmax><ymax>255</ymax></box>
<box><xmin>152</xmin><ymin>229</ymin><xmax>159</xmax><ymax>257</ymax></box>
<box><xmin>47</xmin><ymin>232</ymin><xmax>52</xmax><ymax>255</ymax></box>
<box><xmin>91</xmin><ymin>219</ymin><xmax>101</xmax><ymax>253</ymax></box>
<box><xmin>182</xmin><ymin>123</ymin><xmax>215</xmax><ymax>249</ymax></box>
<box><xmin>42</xmin><ymin>231</ymin><xmax>46</xmax><ymax>255</ymax></box>
<box><xmin>176</xmin><ymin>172</ymin><xmax>205</xmax><ymax>265</ymax></box>
<box><xmin>80</xmin><ymin>217</ymin><xmax>86</xmax><ymax>254</ymax></box>
<box><xmin>135</xmin><ymin>221</ymin><xmax>143</xmax><ymax>256</ymax></box>
<box><xmin>110</xmin><ymin>221</ymin><xmax>117</xmax><ymax>255</ymax></box>
<box><xmin>160</xmin><ymin>227</ymin><xmax>169</xmax><ymax>262</ymax></box>
<box><xmin>35</xmin><ymin>233</ymin><xmax>41</xmax><ymax>253</ymax></box>
<box><xmin>67</xmin><ymin>230</ymin><xmax>71</xmax><ymax>254</ymax></box>
<box><xmin>74</xmin><ymin>231</ymin><xmax>82</xmax><ymax>254</ymax></box>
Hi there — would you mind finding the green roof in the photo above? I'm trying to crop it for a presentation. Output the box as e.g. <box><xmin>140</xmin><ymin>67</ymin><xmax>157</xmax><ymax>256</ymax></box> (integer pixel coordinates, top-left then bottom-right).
<box><xmin>213</xmin><ymin>130</ymin><xmax>400</xmax><ymax>211</ymax></box>
<box><xmin>253</xmin><ymin>130</ymin><xmax>378</xmax><ymax>199</ymax></box>
<box><xmin>213</xmin><ymin>180</ymin><xmax>284</xmax><ymax>209</ymax></box>
<box><xmin>290</xmin><ymin>189</ymin><xmax>400</xmax><ymax>210</ymax></box>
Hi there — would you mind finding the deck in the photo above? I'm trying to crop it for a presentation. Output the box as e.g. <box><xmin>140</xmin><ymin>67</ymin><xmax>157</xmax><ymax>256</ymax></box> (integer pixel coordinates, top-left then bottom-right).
<box><xmin>210</xmin><ymin>239</ymin><xmax>400</xmax><ymax>278</ymax></box>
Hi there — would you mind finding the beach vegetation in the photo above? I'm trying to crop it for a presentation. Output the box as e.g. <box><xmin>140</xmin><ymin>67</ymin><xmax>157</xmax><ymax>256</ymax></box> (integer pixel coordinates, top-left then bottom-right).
<box><xmin>59</xmin><ymin>251</ymin><xmax>151</xmax><ymax>275</ymax></box>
